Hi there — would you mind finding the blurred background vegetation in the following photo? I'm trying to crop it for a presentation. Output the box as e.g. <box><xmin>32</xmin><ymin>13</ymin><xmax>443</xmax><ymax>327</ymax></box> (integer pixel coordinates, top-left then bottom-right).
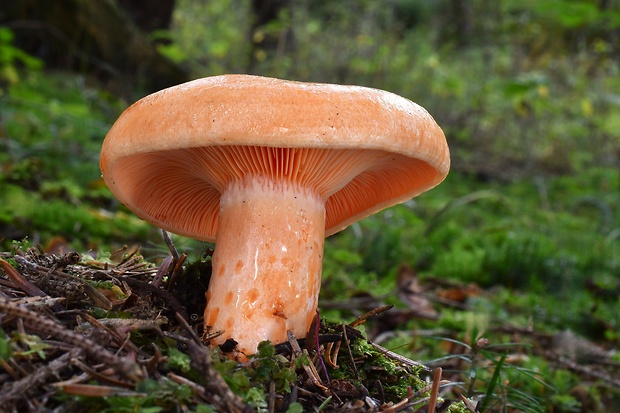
<box><xmin>1</xmin><ymin>0</ymin><xmax>619</xmax><ymax>411</ymax></box>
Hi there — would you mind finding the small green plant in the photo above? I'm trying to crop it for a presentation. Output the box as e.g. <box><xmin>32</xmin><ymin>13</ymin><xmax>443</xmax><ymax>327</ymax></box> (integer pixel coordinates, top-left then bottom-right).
<box><xmin>213</xmin><ymin>340</ymin><xmax>298</xmax><ymax>409</ymax></box>
<box><xmin>0</xmin><ymin>329</ymin><xmax>13</xmax><ymax>361</ymax></box>
<box><xmin>10</xmin><ymin>237</ymin><xmax>31</xmax><ymax>253</ymax></box>
<box><xmin>11</xmin><ymin>332</ymin><xmax>51</xmax><ymax>360</ymax></box>
<box><xmin>0</xmin><ymin>27</ymin><xmax>43</xmax><ymax>84</ymax></box>
<box><xmin>167</xmin><ymin>347</ymin><xmax>193</xmax><ymax>374</ymax></box>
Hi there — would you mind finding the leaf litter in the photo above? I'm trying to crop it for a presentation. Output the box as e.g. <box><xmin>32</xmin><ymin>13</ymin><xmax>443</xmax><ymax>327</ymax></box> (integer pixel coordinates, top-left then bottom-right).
<box><xmin>0</xmin><ymin>240</ymin><xmax>471</xmax><ymax>413</ymax></box>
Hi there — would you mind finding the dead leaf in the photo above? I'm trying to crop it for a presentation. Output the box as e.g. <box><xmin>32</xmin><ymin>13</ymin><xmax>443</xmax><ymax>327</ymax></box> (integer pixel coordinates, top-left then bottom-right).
<box><xmin>397</xmin><ymin>264</ymin><xmax>438</xmax><ymax>319</ymax></box>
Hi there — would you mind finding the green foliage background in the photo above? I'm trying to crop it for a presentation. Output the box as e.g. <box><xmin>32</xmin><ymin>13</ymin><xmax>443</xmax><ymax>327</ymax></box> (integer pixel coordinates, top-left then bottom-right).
<box><xmin>1</xmin><ymin>0</ymin><xmax>619</xmax><ymax>411</ymax></box>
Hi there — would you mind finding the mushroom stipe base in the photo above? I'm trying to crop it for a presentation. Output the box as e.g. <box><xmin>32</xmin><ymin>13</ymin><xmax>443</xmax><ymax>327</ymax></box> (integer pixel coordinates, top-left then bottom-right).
<box><xmin>204</xmin><ymin>177</ymin><xmax>325</xmax><ymax>360</ymax></box>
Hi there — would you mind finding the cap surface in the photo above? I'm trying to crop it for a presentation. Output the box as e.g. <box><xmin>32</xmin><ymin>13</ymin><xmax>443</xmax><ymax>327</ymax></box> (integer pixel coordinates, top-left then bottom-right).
<box><xmin>100</xmin><ymin>74</ymin><xmax>450</xmax><ymax>241</ymax></box>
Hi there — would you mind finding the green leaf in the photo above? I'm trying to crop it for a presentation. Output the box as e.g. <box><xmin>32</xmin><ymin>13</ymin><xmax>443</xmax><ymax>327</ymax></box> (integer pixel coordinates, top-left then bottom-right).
<box><xmin>480</xmin><ymin>353</ymin><xmax>507</xmax><ymax>412</ymax></box>
<box><xmin>167</xmin><ymin>347</ymin><xmax>192</xmax><ymax>373</ymax></box>
<box><xmin>286</xmin><ymin>402</ymin><xmax>304</xmax><ymax>413</ymax></box>
<box><xmin>0</xmin><ymin>331</ymin><xmax>12</xmax><ymax>360</ymax></box>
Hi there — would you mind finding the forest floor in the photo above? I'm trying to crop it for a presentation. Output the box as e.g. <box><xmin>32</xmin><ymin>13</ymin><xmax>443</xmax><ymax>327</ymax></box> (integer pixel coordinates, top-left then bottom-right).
<box><xmin>1</xmin><ymin>242</ymin><xmax>619</xmax><ymax>413</ymax></box>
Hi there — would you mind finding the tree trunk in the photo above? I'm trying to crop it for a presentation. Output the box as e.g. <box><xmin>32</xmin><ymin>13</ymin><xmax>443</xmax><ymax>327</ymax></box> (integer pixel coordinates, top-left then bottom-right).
<box><xmin>0</xmin><ymin>0</ymin><xmax>189</xmax><ymax>96</ymax></box>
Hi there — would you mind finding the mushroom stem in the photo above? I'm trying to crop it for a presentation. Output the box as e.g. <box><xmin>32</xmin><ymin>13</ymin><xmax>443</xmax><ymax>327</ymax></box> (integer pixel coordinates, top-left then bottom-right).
<box><xmin>204</xmin><ymin>177</ymin><xmax>325</xmax><ymax>359</ymax></box>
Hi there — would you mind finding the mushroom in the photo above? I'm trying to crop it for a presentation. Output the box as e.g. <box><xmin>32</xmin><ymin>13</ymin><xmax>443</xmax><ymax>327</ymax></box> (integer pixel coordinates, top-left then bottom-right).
<box><xmin>100</xmin><ymin>74</ymin><xmax>449</xmax><ymax>360</ymax></box>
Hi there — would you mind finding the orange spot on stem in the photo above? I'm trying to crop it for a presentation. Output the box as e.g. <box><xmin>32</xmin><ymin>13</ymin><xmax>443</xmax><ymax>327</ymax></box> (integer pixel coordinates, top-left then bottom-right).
<box><xmin>247</xmin><ymin>288</ymin><xmax>259</xmax><ymax>302</ymax></box>
<box><xmin>206</xmin><ymin>307</ymin><xmax>220</xmax><ymax>326</ymax></box>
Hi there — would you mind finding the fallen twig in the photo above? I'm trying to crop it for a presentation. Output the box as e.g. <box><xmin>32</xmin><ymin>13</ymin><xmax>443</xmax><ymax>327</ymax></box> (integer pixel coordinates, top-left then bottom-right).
<box><xmin>0</xmin><ymin>350</ymin><xmax>77</xmax><ymax>405</ymax></box>
<box><xmin>547</xmin><ymin>351</ymin><xmax>620</xmax><ymax>388</ymax></box>
<box><xmin>427</xmin><ymin>367</ymin><xmax>442</xmax><ymax>413</ymax></box>
<box><xmin>0</xmin><ymin>297</ymin><xmax>143</xmax><ymax>381</ymax></box>
<box><xmin>288</xmin><ymin>330</ymin><xmax>329</xmax><ymax>393</ymax></box>
<box><xmin>187</xmin><ymin>340</ymin><xmax>251</xmax><ymax>413</ymax></box>
<box><xmin>0</xmin><ymin>258</ymin><xmax>48</xmax><ymax>298</ymax></box>
<box><xmin>13</xmin><ymin>255</ymin><xmax>113</xmax><ymax>310</ymax></box>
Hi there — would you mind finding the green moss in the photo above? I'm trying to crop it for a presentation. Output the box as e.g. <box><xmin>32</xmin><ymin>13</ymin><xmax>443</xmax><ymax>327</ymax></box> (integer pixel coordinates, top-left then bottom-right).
<box><xmin>325</xmin><ymin>332</ymin><xmax>426</xmax><ymax>400</ymax></box>
<box><xmin>211</xmin><ymin>341</ymin><xmax>299</xmax><ymax>409</ymax></box>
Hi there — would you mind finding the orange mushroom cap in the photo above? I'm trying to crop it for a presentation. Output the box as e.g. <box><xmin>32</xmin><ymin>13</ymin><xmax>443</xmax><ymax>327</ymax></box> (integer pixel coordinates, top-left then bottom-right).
<box><xmin>100</xmin><ymin>74</ymin><xmax>450</xmax><ymax>240</ymax></box>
